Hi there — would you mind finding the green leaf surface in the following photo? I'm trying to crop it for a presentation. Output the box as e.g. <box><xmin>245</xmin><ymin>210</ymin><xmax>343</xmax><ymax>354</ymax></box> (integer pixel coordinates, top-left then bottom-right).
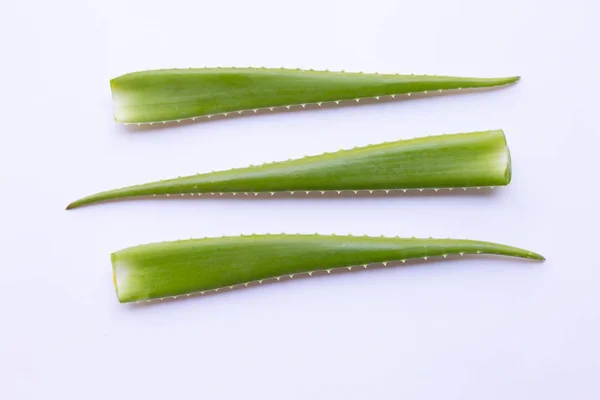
<box><xmin>110</xmin><ymin>68</ymin><xmax>520</xmax><ymax>124</ymax></box>
<box><xmin>67</xmin><ymin>129</ymin><xmax>512</xmax><ymax>209</ymax></box>
<box><xmin>112</xmin><ymin>234</ymin><xmax>544</xmax><ymax>303</ymax></box>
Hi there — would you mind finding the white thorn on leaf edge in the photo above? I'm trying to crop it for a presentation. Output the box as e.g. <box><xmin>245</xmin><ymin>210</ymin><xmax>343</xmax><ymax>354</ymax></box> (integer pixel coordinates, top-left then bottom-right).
<box><xmin>140</xmin><ymin>186</ymin><xmax>497</xmax><ymax>200</ymax></box>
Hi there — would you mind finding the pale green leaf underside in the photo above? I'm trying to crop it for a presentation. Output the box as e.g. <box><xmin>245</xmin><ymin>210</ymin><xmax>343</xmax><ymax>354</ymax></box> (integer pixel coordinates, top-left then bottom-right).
<box><xmin>110</xmin><ymin>68</ymin><xmax>520</xmax><ymax>124</ymax></box>
<box><xmin>112</xmin><ymin>234</ymin><xmax>544</xmax><ymax>303</ymax></box>
<box><xmin>67</xmin><ymin>130</ymin><xmax>511</xmax><ymax>209</ymax></box>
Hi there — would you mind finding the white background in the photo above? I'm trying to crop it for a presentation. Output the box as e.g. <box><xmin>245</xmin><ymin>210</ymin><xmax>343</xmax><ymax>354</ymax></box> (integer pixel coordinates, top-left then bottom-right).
<box><xmin>2</xmin><ymin>0</ymin><xmax>599</xmax><ymax>398</ymax></box>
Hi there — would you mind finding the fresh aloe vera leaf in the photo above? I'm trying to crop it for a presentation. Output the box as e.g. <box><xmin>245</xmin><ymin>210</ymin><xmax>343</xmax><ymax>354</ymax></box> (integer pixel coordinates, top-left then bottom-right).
<box><xmin>110</xmin><ymin>68</ymin><xmax>520</xmax><ymax>124</ymax></box>
<box><xmin>67</xmin><ymin>129</ymin><xmax>511</xmax><ymax>209</ymax></box>
<box><xmin>112</xmin><ymin>234</ymin><xmax>544</xmax><ymax>303</ymax></box>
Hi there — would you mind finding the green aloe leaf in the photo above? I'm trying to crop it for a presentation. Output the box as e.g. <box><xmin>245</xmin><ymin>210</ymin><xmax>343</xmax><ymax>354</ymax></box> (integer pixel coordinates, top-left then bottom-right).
<box><xmin>112</xmin><ymin>234</ymin><xmax>544</xmax><ymax>303</ymax></box>
<box><xmin>67</xmin><ymin>129</ymin><xmax>511</xmax><ymax>209</ymax></box>
<box><xmin>111</xmin><ymin>68</ymin><xmax>520</xmax><ymax>124</ymax></box>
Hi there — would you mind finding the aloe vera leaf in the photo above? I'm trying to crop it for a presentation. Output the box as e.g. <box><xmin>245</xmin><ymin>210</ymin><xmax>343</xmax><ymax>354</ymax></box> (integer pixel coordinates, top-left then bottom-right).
<box><xmin>66</xmin><ymin>129</ymin><xmax>511</xmax><ymax>210</ymax></box>
<box><xmin>110</xmin><ymin>68</ymin><xmax>520</xmax><ymax>124</ymax></box>
<box><xmin>112</xmin><ymin>234</ymin><xmax>544</xmax><ymax>303</ymax></box>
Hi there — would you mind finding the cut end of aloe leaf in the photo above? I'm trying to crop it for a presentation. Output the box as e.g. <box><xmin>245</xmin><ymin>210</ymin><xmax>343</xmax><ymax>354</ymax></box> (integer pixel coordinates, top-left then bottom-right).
<box><xmin>111</xmin><ymin>253</ymin><xmax>121</xmax><ymax>300</ymax></box>
<box><xmin>112</xmin><ymin>251</ymin><xmax>142</xmax><ymax>303</ymax></box>
<box><xmin>504</xmin><ymin>146</ymin><xmax>512</xmax><ymax>184</ymax></box>
<box><xmin>494</xmin><ymin>129</ymin><xmax>512</xmax><ymax>185</ymax></box>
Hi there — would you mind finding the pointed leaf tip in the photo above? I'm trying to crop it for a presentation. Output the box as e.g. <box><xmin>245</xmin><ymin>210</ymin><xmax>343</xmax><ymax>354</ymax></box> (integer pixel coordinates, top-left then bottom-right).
<box><xmin>530</xmin><ymin>251</ymin><xmax>545</xmax><ymax>261</ymax></box>
<box><xmin>65</xmin><ymin>199</ymin><xmax>85</xmax><ymax>210</ymax></box>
